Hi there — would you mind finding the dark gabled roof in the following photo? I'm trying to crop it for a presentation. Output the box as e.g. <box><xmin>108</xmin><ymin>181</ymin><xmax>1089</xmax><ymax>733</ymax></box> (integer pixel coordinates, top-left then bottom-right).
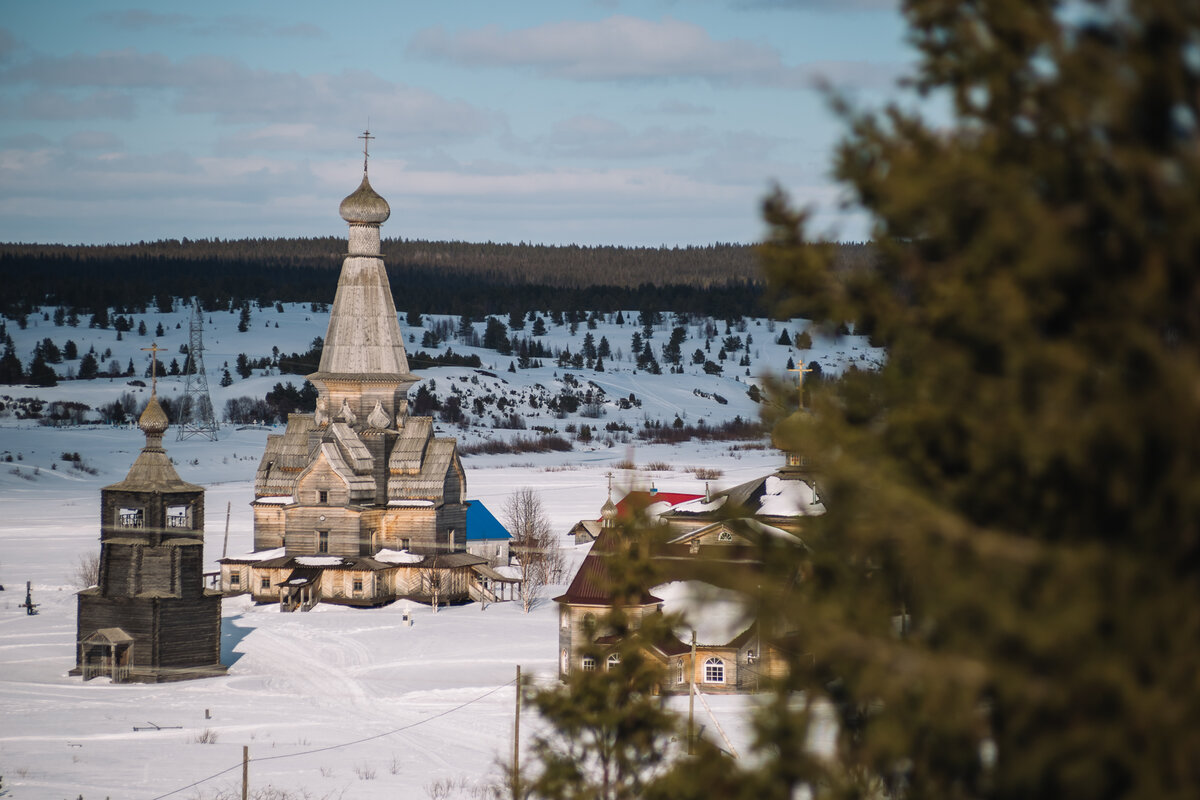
<box><xmin>553</xmin><ymin>530</ymin><xmax>662</xmax><ymax>606</ymax></box>
<box><xmin>466</xmin><ymin>500</ymin><xmax>511</xmax><ymax>542</ymax></box>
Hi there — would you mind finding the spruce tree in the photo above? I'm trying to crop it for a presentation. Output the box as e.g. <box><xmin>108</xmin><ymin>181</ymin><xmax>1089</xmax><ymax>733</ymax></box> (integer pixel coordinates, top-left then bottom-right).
<box><xmin>731</xmin><ymin>1</ymin><xmax>1200</xmax><ymax>798</ymax></box>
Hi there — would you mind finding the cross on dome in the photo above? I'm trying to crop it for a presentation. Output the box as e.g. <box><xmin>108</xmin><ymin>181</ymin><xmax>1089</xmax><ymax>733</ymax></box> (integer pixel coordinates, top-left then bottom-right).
<box><xmin>358</xmin><ymin>128</ymin><xmax>374</xmax><ymax>175</ymax></box>
<box><xmin>142</xmin><ymin>342</ymin><xmax>165</xmax><ymax>394</ymax></box>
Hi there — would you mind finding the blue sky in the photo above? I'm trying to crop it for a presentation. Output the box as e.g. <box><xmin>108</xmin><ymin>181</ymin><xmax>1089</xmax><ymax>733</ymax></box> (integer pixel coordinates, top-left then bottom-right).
<box><xmin>0</xmin><ymin>1</ymin><xmax>912</xmax><ymax>246</ymax></box>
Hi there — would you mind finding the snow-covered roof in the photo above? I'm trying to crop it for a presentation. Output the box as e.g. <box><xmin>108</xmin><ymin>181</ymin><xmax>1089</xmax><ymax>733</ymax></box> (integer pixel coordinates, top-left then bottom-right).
<box><xmin>295</xmin><ymin>555</ymin><xmax>346</xmax><ymax>567</ymax></box>
<box><xmin>228</xmin><ymin>547</ymin><xmax>286</xmax><ymax>562</ymax></box>
<box><xmin>254</xmin><ymin>496</ymin><xmax>294</xmax><ymax>505</ymax></box>
<box><xmin>387</xmin><ymin>499</ymin><xmax>434</xmax><ymax>507</ymax></box>
<box><xmin>374</xmin><ymin>548</ymin><xmax>423</xmax><ymax>564</ymax></box>
<box><xmin>757</xmin><ymin>475</ymin><xmax>823</xmax><ymax>517</ymax></box>
<box><xmin>652</xmin><ymin>580</ymin><xmax>753</xmax><ymax>646</ymax></box>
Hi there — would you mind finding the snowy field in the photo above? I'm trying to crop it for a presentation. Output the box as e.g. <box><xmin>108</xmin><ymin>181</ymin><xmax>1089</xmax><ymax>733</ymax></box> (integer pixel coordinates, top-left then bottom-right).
<box><xmin>0</xmin><ymin>303</ymin><xmax>862</xmax><ymax>798</ymax></box>
<box><xmin>0</xmin><ymin>422</ymin><xmax>781</xmax><ymax>799</ymax></box>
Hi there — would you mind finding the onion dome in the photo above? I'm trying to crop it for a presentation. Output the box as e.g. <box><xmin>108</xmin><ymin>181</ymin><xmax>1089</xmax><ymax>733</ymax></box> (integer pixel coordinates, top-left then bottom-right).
<box><xmin>600</xmin><ymin>495</ymin><xmax>618</xmax><ymax>528</ymax></box>
<box><xmin>339</xmin><ymin>175</ymin><xmax>391</xmax><ymax>224</ymax></box>
<box><xmin>139</xmin><ymin>394</ymin><xmax>169</xmax><ymax>437</ymax></box>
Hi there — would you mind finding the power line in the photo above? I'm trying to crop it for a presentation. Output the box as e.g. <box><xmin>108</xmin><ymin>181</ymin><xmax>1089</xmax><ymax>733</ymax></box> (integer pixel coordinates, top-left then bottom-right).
<box><xmin>148</xmin><ymin>677</ymin><xmax>516</xmax><ymax>800</ymax></box>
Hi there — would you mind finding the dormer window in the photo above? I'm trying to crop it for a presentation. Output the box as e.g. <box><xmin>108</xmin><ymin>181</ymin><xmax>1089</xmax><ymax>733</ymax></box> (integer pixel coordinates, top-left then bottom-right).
<box><xmin>717</xmin><ymin>530</ymin><xmax>734</xmax><ymax>542</ymax></box>
<box><xmin>118</xmin><ymin>507</ymin><xmax>144</xmax><ymax>528</ymax></box>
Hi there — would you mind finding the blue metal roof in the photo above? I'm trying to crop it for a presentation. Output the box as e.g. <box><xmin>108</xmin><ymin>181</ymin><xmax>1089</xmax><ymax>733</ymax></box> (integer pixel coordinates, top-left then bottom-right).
<box><xmin>466</xmin><ymin>500</ymin><xmax>511</xmax><ymax>541</ymax></box>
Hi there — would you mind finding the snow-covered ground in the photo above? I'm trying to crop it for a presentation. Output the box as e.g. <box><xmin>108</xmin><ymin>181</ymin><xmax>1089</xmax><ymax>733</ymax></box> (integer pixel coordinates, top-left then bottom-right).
<box><xmin>0</xmin><ymin>304</ymin><xmax>858</xmax><ymax>798</ymax></box>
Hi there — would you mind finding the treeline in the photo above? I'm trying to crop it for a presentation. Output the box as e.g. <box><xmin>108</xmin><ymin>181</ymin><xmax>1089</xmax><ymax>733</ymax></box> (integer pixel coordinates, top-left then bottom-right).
<box><xmin>0</xmin><ymin>238</ymin><xmax>874</xmax><ymax>320</ymax></box>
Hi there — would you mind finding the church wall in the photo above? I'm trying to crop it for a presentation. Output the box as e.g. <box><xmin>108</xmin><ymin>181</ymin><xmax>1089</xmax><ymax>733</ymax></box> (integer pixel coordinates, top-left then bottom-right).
<box><xmin>252</xmin><ymin>504</ymin><xmax>286</xmax><ymax>550</ymax></box>
<box><xmin>77</xmin><ymin>596</ymin><xmax>157</xmax><ymax>667</ymax></box>
<box><xmin>158</xmin><ymin>594</ymin><xmax>223</xmax><ymax>668</ymax></box>
<box><xmin>379</xmin><ymin>507</ymin><xmax>439</xmax><ymax>552</ymax></box>
<box><xmin>284</xmin><ymin>507</ymin><xmax>362</xmax><ymax>556</ymax></box>
<box><xmin>437</xmin><ymin>503</ymin><xmax>468</xmax><ymax>552</ymax></box>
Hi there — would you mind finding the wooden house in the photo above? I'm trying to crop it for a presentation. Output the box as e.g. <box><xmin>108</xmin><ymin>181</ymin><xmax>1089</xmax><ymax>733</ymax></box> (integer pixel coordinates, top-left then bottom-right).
<box><xmin>555</xmin><ymin>462</ymin><xmax>819</xmax><ymax>693</ymax></box>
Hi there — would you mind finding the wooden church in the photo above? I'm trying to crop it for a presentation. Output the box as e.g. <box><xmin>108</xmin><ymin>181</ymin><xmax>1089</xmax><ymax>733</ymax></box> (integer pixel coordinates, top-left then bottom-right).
<box><xmin>220</xmin><ymin>136</ymin><xmax>488</xmax><ymax>609</ymax></box>
<box><xmin>73</xmin><ymin>375</ymin><xmax>226</xmax><ymax>683</ymax></box>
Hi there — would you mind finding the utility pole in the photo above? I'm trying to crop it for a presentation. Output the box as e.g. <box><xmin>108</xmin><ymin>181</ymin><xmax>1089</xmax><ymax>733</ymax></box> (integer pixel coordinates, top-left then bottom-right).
<box><xmin>242</xmin><ymin>745</ymin><xmax>249</xmax><ymax>800</ymax></box>
<box><xmin>688</xmin><ymin>630</ymin><xmax>697</xmax><ymax>756</ymax></box>
<box><xmin>513</xmin><ymin>665</ymin><xmax>521</xmax><ymax>793</ymax></box>
<box><xmin>221</xmin><ymin>502</ymin><xmax>232</xmax><ymax>559</ymax></box>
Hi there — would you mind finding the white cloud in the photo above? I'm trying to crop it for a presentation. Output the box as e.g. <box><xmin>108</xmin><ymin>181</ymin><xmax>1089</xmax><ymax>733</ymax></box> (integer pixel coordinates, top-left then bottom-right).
<box><xmin>0</xmin><ymin>50</ymin><xmax>499</xmax><ymax>142</ymax></box>
<box><xmin>409</xmin><ymin>15</ymin><xmax>814</xmax><ymax>88</ymax></box>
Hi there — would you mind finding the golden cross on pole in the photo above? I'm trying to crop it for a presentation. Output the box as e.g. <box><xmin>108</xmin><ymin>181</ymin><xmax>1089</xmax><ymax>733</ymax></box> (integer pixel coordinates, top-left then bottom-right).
<box><xmin>787</xmin><ymin>362</ymin><xmax>813</xmax><ymax>408</ymax></box>
<box><xmin>358</xmin><ymin>128</ymin><xmax>374</xmax><ymax>175</ymax></box>
<box><xmin>141</xmin><ymin>342</ymin><xmax>164</xmax><ymax>394</ymax></box>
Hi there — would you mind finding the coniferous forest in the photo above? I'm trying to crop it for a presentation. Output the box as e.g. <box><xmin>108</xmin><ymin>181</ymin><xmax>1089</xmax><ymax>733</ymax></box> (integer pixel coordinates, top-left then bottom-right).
<box><xmin>0</xmin><ymin>238</ymin><xmax>874</xmax><ymax>319</ymax></box>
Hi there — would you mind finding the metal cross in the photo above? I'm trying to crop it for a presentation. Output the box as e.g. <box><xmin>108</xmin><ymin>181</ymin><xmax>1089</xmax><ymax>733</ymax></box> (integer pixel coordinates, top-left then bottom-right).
<box><xmin>787</xmin><ymin>362</ymin><xmax>813</xmax><ymax>408</ymax></box>
<box><xmin>359</xmin><ymin>128</ymin><xmax>374</xmax><ymax>174</ymax></box>
<box><xmin>142</xmin><ymin>342</ymin><xmax>164</xmax><ymax>393</ymax></box>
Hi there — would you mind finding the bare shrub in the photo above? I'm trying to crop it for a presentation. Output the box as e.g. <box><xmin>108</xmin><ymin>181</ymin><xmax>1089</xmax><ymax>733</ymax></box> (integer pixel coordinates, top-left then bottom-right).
<box><xmin>505</xmin><ymin>488</ymin><xmax>566</xmax><ymax>613</ymax></box>
<box><xmin>644</xmin><ymin>460</ymin><xmax>673</xmax><ymax>471</ymax></box>
<box><xmin>690</xmin><ymin>466</ymin><xmax>723</xmax><ymax>480</ymax></box>
<box><xmin>353</xmin><ymin>764</ymin><xmax>376</xmax><ymax>780</ymax></box>
<box><xmin>192</xmin><ymin>728</ymin><xmax>218</xmax><ymax>744</ymax></box>
<box><xmin>73</xmin><ymin>552</ymin><xmax>101</xmax><ymax>589</ymax></box>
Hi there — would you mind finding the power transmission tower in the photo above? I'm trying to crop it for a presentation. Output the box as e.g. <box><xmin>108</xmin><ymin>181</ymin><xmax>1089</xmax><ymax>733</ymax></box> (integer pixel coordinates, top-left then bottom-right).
<box><xmin>177</xmin><ymin>298</ymin><xmax>219</xmax><ymax>441</ymax></box>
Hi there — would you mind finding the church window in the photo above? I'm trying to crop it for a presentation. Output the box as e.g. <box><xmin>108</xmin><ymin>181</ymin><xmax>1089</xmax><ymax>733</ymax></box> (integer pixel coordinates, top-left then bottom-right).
<box><xmin>560</xmin><ymin>608</ymin><xmax>569</xmax><ymax>629</ymax></box>
<box><xmin>167</xmin><ymin>504</ymin><xmax>192</xmax><ymax>529</ymax></box>
<box><xmin>606</xmin><ymin>653</ymin><xmax>621</xmax><ymax>670</ymax></box>
<box><xmin>581</xmin><ymin>656</ymin><xmax>597</xmax><ymax>671</ymax></box>
<box><xmin>318</xmin><ymin>490</ymin><xmax>328</xmax><ymax>504</ymax></box>
<box><xmin>317</xmin><ymin>531</ymin><xmax>329</xmax><ymax>553</ymax></box>
<box><xmin>704</xmin><ymin>657</ymin><xmax>725</xmax><ymax>684</ymax></box>
<box><xmin>117</xmin><ymin>507</ymin><xmax>144</xmax><ymax>528</ymax></box>
<box><xmin>717</xmin><ymin>530</ymin><xmax>734</xmax><ymax>542</ymax></box>
<box><xmin>677</xmin><ymin>660</ymin><xmax>685</xmax><ymax>684</ymax></box>
<box><xmin>561</xmin><ymin>650</ymin><xmax>569</xmax><ymax>674</ymax></box>
<box><xmin>583</xmin><ymin>613</ymin><xmax>596</xmax><ymax>630</ymax></box>
<box><xmin>401</xmin><ymin>538</ymin><xmax>411</xmax><ymax>551</ymax></box>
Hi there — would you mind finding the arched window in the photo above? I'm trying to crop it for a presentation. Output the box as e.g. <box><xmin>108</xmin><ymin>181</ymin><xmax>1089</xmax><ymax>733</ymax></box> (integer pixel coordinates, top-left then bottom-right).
<box><xmin>606</xmin><ymin>653</ymin><xmax>621</xmax><ymax>670</ymax></box>
<box><xmin>582</xmin><ymin>656</ymin><xmax>597</xmax><ymax>672</ymax></box>
<box><xmin>561</xmin><ymin>649</ymin><xmax>569</xmax><ymax>673</ymax></box>
<box><xmin>704</xmin><ymin>657</ymin><xmax>725</xmax><ymax>684</ymax></box>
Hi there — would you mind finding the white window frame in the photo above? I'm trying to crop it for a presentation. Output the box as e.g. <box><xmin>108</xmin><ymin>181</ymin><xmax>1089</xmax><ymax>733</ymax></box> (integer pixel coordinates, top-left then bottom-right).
<box><xmin>581</xmin><ymin>656</ymin><xmax>597</xmax><ymax>672</ymax></box>
<box><xmin>704</xmin><ymin>657</ymin><xmax>725</xmax><ymax>684</ymax></box>
<box><xmin>606</xmin><ymin>653</ymin><xmax>621</xmax><ymax>670</ymax></box>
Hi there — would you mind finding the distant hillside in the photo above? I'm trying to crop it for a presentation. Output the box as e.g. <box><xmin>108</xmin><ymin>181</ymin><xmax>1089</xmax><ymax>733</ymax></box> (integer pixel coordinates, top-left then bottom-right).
<box><xmin>0</xmin><ymin>238</ymin><xmax>874</xmax><ymax>319</ymax></box>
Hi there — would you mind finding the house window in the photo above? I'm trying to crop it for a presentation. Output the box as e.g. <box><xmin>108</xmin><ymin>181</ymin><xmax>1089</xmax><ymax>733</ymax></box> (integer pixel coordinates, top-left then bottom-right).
<box><xmin>318</xmin><ymin>490</ymin><xmax>328</xmax><ymax>504</ymax></box>
<box><xmin>317</xmin><ymin>531</ymin><xmax>329</xmax><ymax>553</ymax></box>
<box><xmin>229</xmin><ymin>572</ymin><xmax>241</xmax><ymax>587</ymax></box>
<box><xmin>581</xmin><ymin>656</ymin><xmax>597</xmax><ymax>672</ymax></box>
<box><xmin>353</xmin><ymin>577</ymin><xmax>363</xmax><ymax>592</ymax></box>
<box><xmin>606</xmin><ymin>653</ymin><xmax>621</xmax><ymax>671</ymax></box>
<box><xmin>704</xmin><ymin>657</ymin><xmax>725</xmax><ymax>684</ymax></box>
<box><xmin>260</xmin><ymin>576</ymin><xmax>271</xmax><ymax>590</ymax></box>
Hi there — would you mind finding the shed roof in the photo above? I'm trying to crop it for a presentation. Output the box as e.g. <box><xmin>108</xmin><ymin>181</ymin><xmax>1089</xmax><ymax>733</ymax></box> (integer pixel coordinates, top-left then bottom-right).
<box><xmin>465</xmin><ymin>500</ymin><xmax>510</xmax><ymax>542</ymax></box>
